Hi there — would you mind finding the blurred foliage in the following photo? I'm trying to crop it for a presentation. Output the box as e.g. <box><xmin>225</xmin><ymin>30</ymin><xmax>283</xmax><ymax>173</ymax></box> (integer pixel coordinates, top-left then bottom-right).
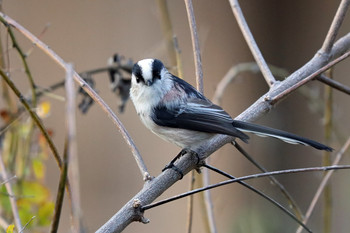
<box><xmin>6</xmin><ymin>224</ymin><xmax>14</xmax><ymax>233</ymax></box>
<box><xmin>0</xmin><ymin>104</ymin><xmax>55</xmax><ymax>231</ymax></box>
<box><xmin>0</xmin><ymin>21</ymin><xmax>55</xmax><ymax>231</ymax></box>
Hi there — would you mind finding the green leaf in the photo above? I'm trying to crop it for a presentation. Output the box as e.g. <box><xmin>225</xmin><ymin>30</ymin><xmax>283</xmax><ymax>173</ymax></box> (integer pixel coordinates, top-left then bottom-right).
<box><xmin>20</xmin><ymin>181</ymin><xmax>50</xmax><ymax>204</ymax></box>
<box><xmin>38</xmin><ymin>201</ymin><xmax>54</xmax><ymax>226</ymax></box>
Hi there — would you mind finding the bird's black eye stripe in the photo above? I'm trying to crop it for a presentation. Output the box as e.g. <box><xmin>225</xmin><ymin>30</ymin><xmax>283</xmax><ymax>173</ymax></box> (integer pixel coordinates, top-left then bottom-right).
<box><xmin>152</xmin><ymin>59</ymin><xmax>164</xmax><ymax>81</ymax></box>
<box><xmin>132</xmin><ymin>63</ymin><xmax>144</xmax><ymax>84</ymax></box>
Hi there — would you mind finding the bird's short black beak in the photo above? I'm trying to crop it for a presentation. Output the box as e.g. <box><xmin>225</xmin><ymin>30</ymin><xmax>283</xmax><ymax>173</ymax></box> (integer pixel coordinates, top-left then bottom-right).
<box><xmin>146</xmin><ymin>80</ymin><xmax>153</xmax><ymax>86</ymax></box>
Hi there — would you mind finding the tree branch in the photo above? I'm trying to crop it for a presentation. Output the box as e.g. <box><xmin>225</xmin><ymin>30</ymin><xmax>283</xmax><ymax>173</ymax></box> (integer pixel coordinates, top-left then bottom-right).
<box><xmin>184</xmin><ymin>0</ymin><xmax>203</xmax><ymax>93</ymax></box>
<box><xmin>271</xmin><ymin>49</ymin><xmax>350</xmax><ymax>104</ymax></box>
<box><xmin>320</xmin><ymin>0</ymin><xmax>350</xmax><ymax>54</ymax></box>
<box><xmin>229</xmin><ymin>0</ymin><xmax>276</xmax><ymax>86</ymax></box>
<box><xmin>317</xmin><ymin>74</ymin><xmax>350</xmax><ymax>95</ymax></box>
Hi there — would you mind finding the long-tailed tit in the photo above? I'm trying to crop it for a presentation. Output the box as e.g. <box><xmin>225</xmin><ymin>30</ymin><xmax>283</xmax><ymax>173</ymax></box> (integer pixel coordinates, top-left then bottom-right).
<box><xmin>130</xmin><ymin>59</ymin><xmax>332</xmax><ymax>172</ymax></box>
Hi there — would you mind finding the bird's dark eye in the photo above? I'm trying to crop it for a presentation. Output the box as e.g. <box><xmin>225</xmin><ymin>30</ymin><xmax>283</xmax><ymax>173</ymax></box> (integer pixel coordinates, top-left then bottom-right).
<box><xmin>136</xmin><ymin>76</ymin><xmax>141</xmax><ymax>83</ymax></box>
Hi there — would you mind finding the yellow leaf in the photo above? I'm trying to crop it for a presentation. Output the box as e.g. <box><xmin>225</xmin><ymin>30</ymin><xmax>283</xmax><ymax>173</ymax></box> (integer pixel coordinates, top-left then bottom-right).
<box><xmin>36</xmin><ymin>101</ymin><xmax>51</xmax><ymax>118</ymax></box>
<box><xmin>6</xmin><ymin>224</ymin><xmax>14</xmax><ymax>233</ymax></box>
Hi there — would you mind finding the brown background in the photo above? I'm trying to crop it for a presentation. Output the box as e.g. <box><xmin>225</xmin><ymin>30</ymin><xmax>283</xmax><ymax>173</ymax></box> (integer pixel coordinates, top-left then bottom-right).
<box><xmin>2</xmin><ymin>0</ymin><xmax>350</xmax><ymax>232</ymax></box>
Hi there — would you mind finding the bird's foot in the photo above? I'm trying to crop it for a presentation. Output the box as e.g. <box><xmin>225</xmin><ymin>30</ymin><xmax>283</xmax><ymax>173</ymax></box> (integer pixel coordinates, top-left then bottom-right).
<box><xmin>162</xmin><ymin>149</ymin><xmax>201</xmax><ymax>179</ymax></box>
<box><xmin>162</xmin><ymin>163</ymin><xmax>184</xmax><ymax>179</ymax></box>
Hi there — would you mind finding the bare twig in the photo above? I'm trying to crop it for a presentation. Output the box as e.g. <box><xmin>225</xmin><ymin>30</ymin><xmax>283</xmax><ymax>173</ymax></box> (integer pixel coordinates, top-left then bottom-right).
<box><xmin>317</xmin><ymin>74</ymin><xmax>350</xmax><ymax>95</ymax></box>
<box><xmin>233</xmin><ymin>142</ymin><xmax>303</xmax><ymax>220</ymax></box>
<box><xmin>0</xmin><ymin>6</ymin><xmax>17</xmax><ymax>114</ymax></box>
<box><xmin>0</xmin><ymin>12</ymin><xmax>151</xmax><ymax>181</ymax></box>
<box><xmin>184</xmin><ymin>3</ymin><xmax>216</xmax><ymax>231</ymax></box>
<box><xmin>0</xmin><ymin>175</ymin><xmax>16</xmax><ymax>185</ymax></box>
<box><xmin>50</xmin><ymin>140</ymin><xmax>68</xmax><ymax>233</ymax></box>
<box><xmin>142</xmin><ymin>165</ymin><xmax>350</xmax><ymax>211</ymax></box>
<box><xmin>0</xmin><ymin>151</ymin><xmax>22</xmax><ymax>231</ymax></box>
<box><xmin>156</xmin><ymin>0</ymin><xmax>177</xmax><ymax>68</ymax></box>
<box><xmin>186</xmin><ymin>171</ymin><xmax>195</xmax><ymax>233</ymax></box>
<box><xmin>50</xmin><ymin>66</ymin><xmax>75</xmax><ymax>233</ymax></box>
<box><xmin>271</xmin><ymin>49</ymin><xmax>350</xmax><ymax>104</ymax></box>
<box><xmin>19</xmin><ymin>216</ymin><xmax>36</xmax><ymax>233</ymax></box>
<box><xmin>203</xmin><ymin>164</ymin><xmax>310</xmax><ymax>233</ymax></box>
<box><xmin>228</xmin><ymin>0</ymin><xmax>276</xmax><ymax>86</ymax></box>
<box><xmin>0</xmin><ymin>216</ymin><xmax>10</xmax><ymax>231</ymax></box>
<box><xmin>3</xmin><ymin>19</ymin><xmax>37</xmax><ymax>107</ymax></box>
<box><xmin>65</xmin><ymin>64</ymin><xmax>84</xmax><ymax>232</ymax></box>
<box><xmin>213</xmin><ymin>62</ymin><xmax>288</xmax><ymax>104</ymax></box>
<box><xmin>295</xmin><ymin>137</ymin><xmax>350</xmax><ymax>233</ymax></box>
<box><xmin>173</xmin><ymin>36</ymin><xmax>184</xmax><ymax>79</ymax></box>
<box><xmin>322</xmin><ymin>68</ymin><xmax>333</xmax><ymax>233</ymax></box>
<box><xmin>320</xmin><ymin>0</ymin><xmax>350</xmax><ymax>54</ymax></box>
<box><xmin>184</xmin><ymin>0</ymin><xmax>203</xmax><ymax>93</ymax></box>
<box><xmin>202</xmin><ymin>160</ymin><xmax>217</xmax><ymax>233</ymax></box>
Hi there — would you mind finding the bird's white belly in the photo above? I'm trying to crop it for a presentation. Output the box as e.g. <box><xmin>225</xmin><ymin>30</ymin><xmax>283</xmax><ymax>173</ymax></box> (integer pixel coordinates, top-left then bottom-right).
<box><xmin>139</xmin><ymin>114</ymin><xmax>214</xmax><ymax>150</ymax></box>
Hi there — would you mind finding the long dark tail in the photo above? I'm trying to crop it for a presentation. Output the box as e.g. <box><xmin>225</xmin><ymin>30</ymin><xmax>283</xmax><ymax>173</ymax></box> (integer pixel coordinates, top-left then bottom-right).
<box><xmin>232</xmin><ymin>120</ymin><xmax>333</xmax><ymax>152</ymax></box>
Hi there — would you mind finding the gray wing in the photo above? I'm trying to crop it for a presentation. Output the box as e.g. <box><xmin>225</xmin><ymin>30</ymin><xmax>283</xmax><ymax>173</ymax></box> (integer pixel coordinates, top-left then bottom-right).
<box><xmin>152</xmin><ymin>98</ymin><xmax>333</xmax><ymax>151</ymax></box>
<box><xmin>152</xmin><ymin>98</ymin><xmax>249</xmax><ymax>142</ymax></box>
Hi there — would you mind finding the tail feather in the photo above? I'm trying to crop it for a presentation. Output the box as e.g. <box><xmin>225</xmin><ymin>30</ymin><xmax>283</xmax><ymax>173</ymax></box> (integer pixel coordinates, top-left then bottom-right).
<box><xmin>232</xmin><ymin>120</ymin><xmax>333</xmax><ymax>152</ymax></box>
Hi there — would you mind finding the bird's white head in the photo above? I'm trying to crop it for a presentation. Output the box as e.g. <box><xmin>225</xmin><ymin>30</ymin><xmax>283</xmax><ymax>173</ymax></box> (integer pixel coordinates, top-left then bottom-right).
<box><xmin>130</xmin><ymin>59</ymin><xmax>172</xmax><ymax>113</ymax></box>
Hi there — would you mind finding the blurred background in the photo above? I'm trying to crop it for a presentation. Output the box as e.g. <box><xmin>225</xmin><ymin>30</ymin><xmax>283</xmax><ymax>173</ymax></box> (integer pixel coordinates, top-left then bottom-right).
<box><xmin>1</xmin><ymin>0</ymin><xmax>349</xmax><ymax>232</ymax></box>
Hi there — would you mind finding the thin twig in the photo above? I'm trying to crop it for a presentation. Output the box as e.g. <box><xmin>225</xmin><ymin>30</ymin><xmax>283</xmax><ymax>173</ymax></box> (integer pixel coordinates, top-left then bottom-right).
<box><xmin>65</xmin><ymin>64</ymin><xmax>84</xmax><ymax>232</ymax></box>
<box><xmin>19</xmin><ymin>216</ymin><xmax>36</xmax><ymax>233</ymax></box>
<box><xmin>184</xmin><ymin>0</ymin><xmax>203</xmax><ymax>93</ymax></box>
<box><xmin>0</xmin><ymin>151</ymin><xmax>22</xmax><ymax>231</ymax></box>
<box><xmin>0</xmin><ymin>12</ymin><xmax>151</xmax><ymax>181</ymax></box>
<box><xmin>228</xmin><ymin>0</ymin><xmax>276</xmax><ymax>86</ymax></box>
<box><xmin>212</xmin><ymin>62</ymin><xmax>288</xmax><ymax>104</ymax></box>
<box><xmin>295</xmin><ymin>137</ymin><xmax>350</xmax><ymax>233</ymax></box>
<box><xmin>50</xmin><ymin>139</ymin><xmax>68</xmax><ymax>233</ymax></box>
<box><xmin>320</xmin><ymin>0</ymin><xmax>350</xmax><ymax>54</ymax></box>
<box><xmin>233</xmin><ymin>142</ymin><xmax>303</xmax><ymax>220</ymax></box>
<box><xmin>186</xmin><ymin>170</ymin><xmax>195</xmax><ymax>233</ymax></box>
<box><xmin>50</xmin><ymin>65</ymin><xmax>74</xmax><ymax>233</ymax></box>
<box><xmin>3</xmin><ymin>19</ymin><xmax>37</xmax><ymax>107</ymax></box>
<box><xmin>317</xmin><ymin>74</ymin><xmax>350</xmax><ymax>95</ymax></box>
<box><xmin>173</xmin><ymin>36</ymin><xmax>184</xmax><ymax>79</ymax></box>
<box><xmin>203</xmin><ymin>164</ymin><xmax>311</xmax><ymax>233</ymax></box>
<box><xmin>156</xmin><ymin>0</ymin><xmax>177</xmax><ymax>68</ymax></box>
<box><xmin>0</xmin><ymin>175</ymin><xmax>16</xmax><ymax>185</ymax></box>
<box><xmin>322</xmin><ymin>68</ymin><xmax>333</xmax><ymax>233</ymax></box>
<box><xmin>141</xmin><ymin>165</ymin><xmax>350</xmax><ymax>211</ymax></box>
<box><xmin>184</xmin><ymin>3</ymin><xmax>216</xmax><ymax>231</ymax></box>
<box><xmin>0</xmin><ymin>7</ymin><xmax>17</xmax><ymax>114</ymax></box>
<box><xmin>271</xmin><ymin>49</ymin><xmax>350</xmax><ymax>104</ymax></box>
<box><xmin>0</xmin><ymin>216</ymin><xmax>10</xmax><ymax>231</ymax></box>
<box><xmin>202</xmin><ymin>160</ymin><xmax>217</xmax><ymax>233</ymax></box>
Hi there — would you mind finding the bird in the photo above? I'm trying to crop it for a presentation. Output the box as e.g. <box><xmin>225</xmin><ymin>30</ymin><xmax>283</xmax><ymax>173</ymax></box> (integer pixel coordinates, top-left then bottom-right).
<box><xmin>129</xmin><ymin>58</ymin><xmax>333</xmax><ymax>175</ymax></box>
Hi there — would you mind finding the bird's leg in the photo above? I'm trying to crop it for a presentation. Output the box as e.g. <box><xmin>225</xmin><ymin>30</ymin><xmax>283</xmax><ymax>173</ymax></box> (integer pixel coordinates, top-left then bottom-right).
<box><xmin>162</xmin><ymin>149</ymin><xmax>202</xmax><ymax>179</ymax></box>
